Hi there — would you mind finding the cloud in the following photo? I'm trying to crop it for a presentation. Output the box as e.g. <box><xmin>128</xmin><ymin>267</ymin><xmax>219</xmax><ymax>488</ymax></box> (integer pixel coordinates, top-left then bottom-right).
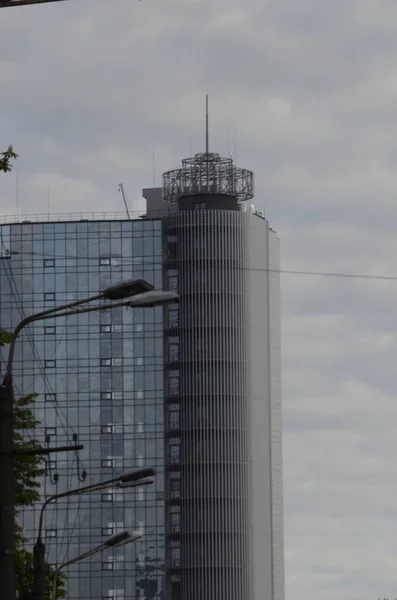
<box><xmin>2</xmin><ymin>0</ymin><xmax>397</xmax><ymax>598</ymax></box>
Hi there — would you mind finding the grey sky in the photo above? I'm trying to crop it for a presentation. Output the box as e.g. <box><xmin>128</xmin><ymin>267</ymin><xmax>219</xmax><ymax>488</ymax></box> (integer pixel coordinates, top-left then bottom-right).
<box><xmin>1</xmin><ymin>1</ymin><xmax>397</xmax><ymax>598</ymax></box>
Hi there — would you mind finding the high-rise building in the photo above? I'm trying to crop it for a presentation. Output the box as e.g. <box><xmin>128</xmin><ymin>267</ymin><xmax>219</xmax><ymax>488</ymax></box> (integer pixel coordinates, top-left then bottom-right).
<box><xmin>0</xmin><ymin>148</ymin><xmax>283</xmax><ymax>600</ymax></box>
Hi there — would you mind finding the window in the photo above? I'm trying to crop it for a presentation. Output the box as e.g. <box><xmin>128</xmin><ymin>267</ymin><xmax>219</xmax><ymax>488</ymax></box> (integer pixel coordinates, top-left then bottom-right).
<box><xmin>44</xmin><ymin>259</ymin><xmax>55</xmax><ymax>267</ymax></box>
<box><xmin>102</xmin><ymin>456</ymin><xmax>124</xmax><ymax>468</ymax></box>
<box><xmin>46</xmin><ymin>460</ymin><xmax>56</xmax><ymax>470</ymax></box>
<box><xmin>102</xmin><ymin>358</ymin><xmax>122</xmax><ymax>367</ymax></box>
<box><xmin>45</xmin><ymin>427</ymin><xmax>56</xmax><ymax>436</ymax></box>
<box><xmin>101</xmin><ymin>424</ymin><xmax>123</xmax><ymax>434</ymax></box>
<box><xmin>170</xmin><ymin>476</ymin><xmax>180</xmax><ymax>499</ymax></box>
<box><xmin>137</xmin><ymin>487</ymin><xmax>144</xmax><ymax>501</ymax></box>
<box><xmin>137</xmin><ymin>422</ymin><xmax>144</xmax><ymax>433</ymax></box>
<box><xmin>104</xmin><ymin>590</ymin><xmax>125</xmax><ymax>600</ymax></box>
<box><xmin>102</xmin><ymin>490</ymin><xmax>124</xmax><ymax>502</ymax></box>
<box><xmin>137</xmin><ymin>553</ymin><xmax>145</xmax><ymax>568</ymax></box>
<box><xmin>134</xmin><ymin>324</ymin><xmax>143</xmax><ymax>333</ymax></box>
<box><xmin>167</xmin><ymin>275</ymin><xmax>178</xmax><ymax>292</ymax></box>
<box><xmin>100</xmin><ymin>325</ymin><xmax>111</xmax><ymax>333</ymax></box>
<box><xmin>103</xmin><ymin>556</ymin><xmax>124</xmax><ymax>571</ymax></box>
<box><xmin>169</xmin><ymin>410</ymin><xmax>179</xmax><ymax>430</ymax></box>
<box><xmin>101</xmin><ymin>391</ymin><xmax>113</xmax><ymax>400</ymax></box>
<box><xmin>45</xmin><ymin>360</ymin><xmax>56</xmax><ymax>369</ymax></box>
<box><xmin>194</xmin><ymin>202</ymin><xmax>206</xmax><ymax>210</ymax></box>
<box><xmin>168</xmin><ymin>374</ymin><xmax>179</xmax><ymax>396</ymax></box>
<box><xmin>102</xmin><ymin>522</ymin><xmax>124</xmax><ymax>536</ymax></box>
<box><xmin>44</xmin><ymin>292</ymin><xmax>55</xmax><ymax>301</ymax></box>
<box><xmin>137</xmin><ymin>454</ymin><xmax>144</xmax><ymax>467</ymax></box>
<box><xmin>170</xmin><ymin>444</ymin><xmax>180</xmax><ymax>465</ymax></box>
<box><xmin>167</xmin><ymin>235</ymin><xmax>177</xmax><ymax>244</ymax></box>
<box><xmin>113</xmin><ymin>391</ymin><xmax>123</xmax><ymax>400</ymax></box>
<box><xmin>168</xmin><ymin>339</ymin><xmax>178</xmax><ymax>362</ymax></box>
<box><xmin>44</xmin><ymin>326</ymin><xmax>56</xmax><ymax>335</ymax></box>
<box><xmin>136</xmin><ymin>357</ymin><xmax>143</xmax><ymax>366</ymax></box>
<box><xmin>170</xmin><ymin>509</ymin><xmax>180</xmax><ymax>533</ymax></box>
<box><xmin>171</xmin><ymin>545</ymin><xmax>181</xmax><ymax>567</ymax></box>
<box><xmin>168</xmin><ymin>309</ymin><xmax>178</xmax><ymax>328</ymax></box>
<box><xmin>136</xmin><ymin>390</ymin><xmax>144</xmax><ymax>400</ymax></box>
<box><xmin>45</xmin><ymin>529</ymin><xmax>57</xmax><ymax>538</ymax></box>
<box><xmin>45</xmin><ymin>393</ymin><xmax>57</xmax><ymax>403</ymax></box>
<box><xmin>100</xmin><ymin>257</ymin><xmax>121</xmax><ymax>266</ymax></box>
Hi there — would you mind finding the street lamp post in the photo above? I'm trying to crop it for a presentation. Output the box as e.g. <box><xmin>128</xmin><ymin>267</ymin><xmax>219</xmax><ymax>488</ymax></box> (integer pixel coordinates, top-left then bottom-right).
<box><xmin>0</xmin><ymin>279</ymin><xmax>178</xmax><ymax>600</ymax></box>
<box><xmin>51</xmin><ymin>530</ymin><xmax>143</xmax><ymax>600</ymax></box>
<box><xmin>33</xmin><ymin>467</ymin><xmax>155</xmax><ymax>600</ymax></box>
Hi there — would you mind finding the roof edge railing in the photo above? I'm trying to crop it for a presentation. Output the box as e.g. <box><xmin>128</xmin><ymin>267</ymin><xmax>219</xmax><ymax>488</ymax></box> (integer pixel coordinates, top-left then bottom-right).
<box><xmin>0</xmin><ymin>204</ymin><xmax>266</xmax><ymax>226</ymax></box>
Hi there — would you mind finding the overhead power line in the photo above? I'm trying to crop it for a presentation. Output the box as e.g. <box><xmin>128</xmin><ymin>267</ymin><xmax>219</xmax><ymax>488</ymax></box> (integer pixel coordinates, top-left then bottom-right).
<box><xmin>267</xmin><ymin>268</ymin><xmax>397</xmax><ymax>282</ymax></box>
<box><xmin>1</xmin><ymin>247</ymin><xmax>397</xmax><ymax>283</ymax></box>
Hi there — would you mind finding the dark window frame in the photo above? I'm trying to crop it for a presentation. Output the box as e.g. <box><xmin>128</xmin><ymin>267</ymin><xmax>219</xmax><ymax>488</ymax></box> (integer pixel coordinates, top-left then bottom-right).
<box><xmin>45</xmin><ymin>529</ymin><xmax>57</xmax><ymax>538</ymax></box>
<box><xmin>169</xmin><ymin>410</ymin><xmax>179</xmax><ymax>430</ymax></box>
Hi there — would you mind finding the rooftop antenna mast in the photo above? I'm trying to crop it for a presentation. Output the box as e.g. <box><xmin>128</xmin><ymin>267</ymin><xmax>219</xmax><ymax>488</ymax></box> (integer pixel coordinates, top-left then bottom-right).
<box><xmin>205</xmin><ymin>94</ymin><xmax>209</xmax><ymax>155</ymax></box>
<box><xmin>205</xmin><ymin>94</ymin><xmax>210</xmax><ymax>190</ymax></box>
<box><xmin>118</xmin><ymin>183</ymin><xmax>131</xmax><ymax>220</ymax></box>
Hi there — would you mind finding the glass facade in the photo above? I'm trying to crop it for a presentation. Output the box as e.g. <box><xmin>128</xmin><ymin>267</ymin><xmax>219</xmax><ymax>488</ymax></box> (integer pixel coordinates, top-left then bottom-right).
<box><xmin>0</xmin><ymin>219</ymin><xmax>165</xmax><ymax>600</ymax></box>
<box><xmin>0</xmin><ymin>195</ymin><xmax>283</xmax><ymax>600</ymax></box>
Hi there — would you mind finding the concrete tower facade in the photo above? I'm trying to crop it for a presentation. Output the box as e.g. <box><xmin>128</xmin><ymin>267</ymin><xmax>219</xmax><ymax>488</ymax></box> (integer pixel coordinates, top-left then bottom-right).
<box><xmin>157</xmin><ymin>146</ymin><xmax>284</xmax><ymax>600</ymax></box>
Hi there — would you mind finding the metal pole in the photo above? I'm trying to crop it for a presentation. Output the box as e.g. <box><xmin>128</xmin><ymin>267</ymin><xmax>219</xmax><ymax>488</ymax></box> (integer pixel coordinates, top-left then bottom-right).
<box><xmin>51</xmin><ymin>566</ymin><xmax>61</xmax><ymax>600</ymax></box>
<box><xmin>0</xmin><ymin>288</ymin><xmax>163</xmax><ymax>600</ymax></box>
<box><xmin>0</xmin><ymin>379</ymin><xmax>15</xmax><ymax>600</ymax></box>
<box><xmin>33</xmin><ymin>539</ymin><xmax>46</xmax><ymax>600</ymax></box>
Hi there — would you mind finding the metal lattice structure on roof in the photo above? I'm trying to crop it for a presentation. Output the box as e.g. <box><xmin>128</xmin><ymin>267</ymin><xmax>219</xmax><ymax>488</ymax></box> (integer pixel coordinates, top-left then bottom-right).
<box><xmin>162</xmin><ymin>152</ymin><xmax>254</xmax><ymax>204</ymax></box>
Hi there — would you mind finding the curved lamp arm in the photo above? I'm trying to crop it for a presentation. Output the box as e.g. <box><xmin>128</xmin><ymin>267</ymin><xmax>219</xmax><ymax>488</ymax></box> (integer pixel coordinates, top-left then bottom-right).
<box><xmin>37</xmin><ymin>476</ymin><xmax>122</xmax><ymax>542</ymax></box>
<box><xmin>51</xmin><ymin>531</ymin><xmax>142</xmax><ymax>600</ymax></box>
<box><xmin>4</xmin><ymin>299</ymin><xmax>127</xmax><ymax>384</ymax></box>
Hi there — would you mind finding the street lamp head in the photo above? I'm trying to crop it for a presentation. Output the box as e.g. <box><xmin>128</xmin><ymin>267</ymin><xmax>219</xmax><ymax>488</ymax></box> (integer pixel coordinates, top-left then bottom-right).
<box><xmin>118</xmin><ymin>476</ymin><xmax>154</xmax><ymax>489</ymax></box>
<box><xmin>104</xmin><ymin>530</ymin><xmax>143</xmax><ymax>548</ymax></box>
<box><xmin>125</xmin><ymin>290</ymin><xmax>179</xmax><ymax>308</ymax></box>
<box><xmin>118</xmin><ymin>467</ymin><xmax>156</xmax><ymax>483</ymax></box>
<box><xmin>101</xmin><ymin>279</ymin><xmax>154</xmax><ymax>300</ymax></box>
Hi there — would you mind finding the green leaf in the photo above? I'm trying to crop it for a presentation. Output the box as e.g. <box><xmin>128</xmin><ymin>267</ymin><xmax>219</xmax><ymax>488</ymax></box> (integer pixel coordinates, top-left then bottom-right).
<box><xmin>0</xmin><ymin>327</ymin><xmax>67</xmax><ymax>599</ymax></box>
<box><xmin>0</xmin><ymin>145</ymin><xmax>18</xmax><ymax>173</ymax></box>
